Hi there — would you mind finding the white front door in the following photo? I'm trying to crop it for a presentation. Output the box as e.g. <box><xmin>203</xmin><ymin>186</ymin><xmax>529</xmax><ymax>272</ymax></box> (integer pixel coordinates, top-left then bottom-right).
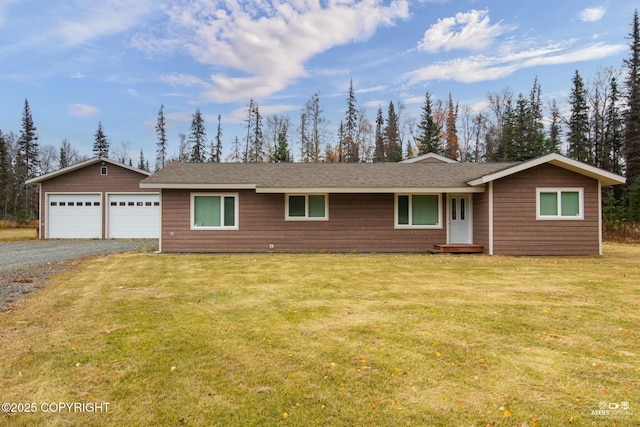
<box><xmin>448</xmin><ymin>195</ymin><xmax>472</xmax><ymax>244</ymax></box>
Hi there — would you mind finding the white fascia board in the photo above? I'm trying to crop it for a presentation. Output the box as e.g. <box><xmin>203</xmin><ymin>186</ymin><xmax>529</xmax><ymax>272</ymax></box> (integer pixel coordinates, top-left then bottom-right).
<box><xmin>466</xmin><ymin>153</ymin><xmax>626</xmax><ymax>187</ymax></box>
<box><xmin>255</xmin><ymin>187</ymin><xmax>484</xmax><ymax>194</ymax></box>
<box><xmin>139</xmin><ymin>183</ymin><xmax>257</xmax><ymax>190</ymax></box>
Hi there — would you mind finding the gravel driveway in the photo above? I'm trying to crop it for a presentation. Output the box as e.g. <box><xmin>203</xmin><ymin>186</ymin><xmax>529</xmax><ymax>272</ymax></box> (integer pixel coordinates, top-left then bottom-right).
<box><xmin>0</xmin><ymin>239</ymin><xmax>157</xmax><ymax>311</ymax></box>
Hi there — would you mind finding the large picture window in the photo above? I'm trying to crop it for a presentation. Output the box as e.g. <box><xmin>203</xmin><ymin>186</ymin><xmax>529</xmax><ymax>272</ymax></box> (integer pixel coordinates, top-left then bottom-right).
<box><xmin>191</xmin><ymin>193</ymin><xmax>238</xmax><ymax>230</ymax></box>
<box><xmin>536</xmin><ymin>188</ymin><xmax>583</xmax><ymax>220</ymax></box>
<box><xmin>285</xmin><ymin>194</ymin><xmax>328</xmax><ymax>220</ymax></box>
<box><xmin>395</xmin><ymin>194</ymin><xmax>441</xmax><ymax>228</ymax></box>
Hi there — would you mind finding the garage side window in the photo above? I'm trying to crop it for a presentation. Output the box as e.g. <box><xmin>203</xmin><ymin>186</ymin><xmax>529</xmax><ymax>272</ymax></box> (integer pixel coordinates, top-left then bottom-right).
<box><xmin>536</xmin><ymin>188</ymin><xmax>583</xmax><ymax>220</ymax></box>
<box><xmin>191</xmin><ymin>193</ymin><xmax>238</xmax><ymax>230</ymax></box>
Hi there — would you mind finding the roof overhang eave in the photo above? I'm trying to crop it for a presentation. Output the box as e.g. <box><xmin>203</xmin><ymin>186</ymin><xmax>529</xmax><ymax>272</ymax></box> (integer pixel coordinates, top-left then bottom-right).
<box><xmin>139</xmin><ymin>183</ymin><xmax>257</xmax><ymax>190</ymax></box>
<box><xmin>253</xmin><ymin>186</ymin><xmax>483</xmax><ymax>193</ymax></box>
<box><xmin>138</xmin><ymin>184</ymin><xmax>485</xmax><ymax>193</ymax></box>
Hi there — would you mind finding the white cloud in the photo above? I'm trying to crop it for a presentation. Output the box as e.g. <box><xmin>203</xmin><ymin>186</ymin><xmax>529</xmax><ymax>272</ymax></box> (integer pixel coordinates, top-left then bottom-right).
<box><xmin>138</xmin><ymin>0</ymin><xmax>410</xmax><ymax>103</ymax></box>
<box><xmin>0</xmin><ymin>0</ymin><xmax>17</xmax><ymax>26</ymax></box>
<box><xmin>54</xmin><ymin>0</ymin><xmax>156</xmax><ymax>46</ymax></box>
<box><xmin>418</xmin><ymin>9</ymin><xmax>508</xmax><ymax>53</ymax></box>
<box><xmin>68</xmin><ymin>103</ymin><xmax>100</xmax><ymax>118</ymax></box>
<box><xmin>356</xmin><ymin>85</ymin><xmax>387</xmax><ymax>94</ymax></box>
<box><xmin>405</xmin><ymin>41</ymin><xmax>626</xmax><ymax>84</ymax></box>
<box><xmin>580</xmin><ymin>7</ymin><xmax>606</xmax><ymax>23</ymax></box>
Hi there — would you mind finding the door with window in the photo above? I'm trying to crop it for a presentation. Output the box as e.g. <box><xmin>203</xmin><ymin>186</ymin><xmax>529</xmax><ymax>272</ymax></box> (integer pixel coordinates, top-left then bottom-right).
<box><xmin>448</xmin><ymin>195</ymin><xmax>471</xmax><ymax>244</ymax></box>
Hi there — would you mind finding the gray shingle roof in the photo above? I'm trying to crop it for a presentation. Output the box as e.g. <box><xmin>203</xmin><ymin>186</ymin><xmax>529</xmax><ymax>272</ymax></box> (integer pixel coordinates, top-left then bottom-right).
<box><xmin>140</xmin><ymin>161</ymin><xmax>520</xmax><ymax>191</ymax></box>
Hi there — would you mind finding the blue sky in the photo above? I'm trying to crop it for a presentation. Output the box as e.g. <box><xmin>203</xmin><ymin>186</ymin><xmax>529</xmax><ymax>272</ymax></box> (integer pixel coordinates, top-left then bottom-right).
<box><xmin>0</xmin><ymin>0</ymin><xmax>634</xmax><ymax>164</ymax></box>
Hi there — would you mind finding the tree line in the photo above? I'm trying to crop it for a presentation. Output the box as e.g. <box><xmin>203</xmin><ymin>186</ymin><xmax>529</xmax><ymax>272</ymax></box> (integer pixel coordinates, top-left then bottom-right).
<box><xmin>1</xmin><ymin>11</ymin><xmax>639</xmax><ymax>224</ymax></box>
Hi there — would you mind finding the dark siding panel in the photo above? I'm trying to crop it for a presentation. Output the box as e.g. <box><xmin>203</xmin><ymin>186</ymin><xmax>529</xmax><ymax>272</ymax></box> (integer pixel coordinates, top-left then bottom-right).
<box><xmin>492</xmin><ymin>164</ymin><xmax>600</xmax><ymax>255</ymax></box>
<box><xmin>473</xmin><ymin>190</ymin><xmax>489</xmax><ymax>252</ymax></box>
<box><xmin>161</xmin><ymin>190</ymin><xmax>447</xmax><ymax>253</ymax></box>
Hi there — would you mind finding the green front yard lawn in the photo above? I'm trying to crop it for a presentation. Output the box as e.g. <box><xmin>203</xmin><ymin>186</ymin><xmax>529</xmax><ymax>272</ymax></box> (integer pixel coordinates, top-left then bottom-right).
<box><xmin>1</xmin><ymin>244</ymin><xmax>638</xmax><ymax>426</ymax></box>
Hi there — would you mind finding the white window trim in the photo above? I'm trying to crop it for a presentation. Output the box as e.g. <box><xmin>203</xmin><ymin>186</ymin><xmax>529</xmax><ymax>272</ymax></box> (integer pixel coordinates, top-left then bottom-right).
<box><xmin>190</xmin><ymin>192</ymin><xmax>239</xmax><ymax>230</ymax></box>
<box><xmin>536</xmin><ymin>188</ymin><xmax>584</xmax><ymax>220</ymax></box>
<box><xmin>394</xmin><ymin>193</ymin><xmax>443</xmax><ymax>229</ymax></box>
<box><xmin>285</xmin><ymin>193</ymin><xmax>329</xmax><ymax>221</ymax></box>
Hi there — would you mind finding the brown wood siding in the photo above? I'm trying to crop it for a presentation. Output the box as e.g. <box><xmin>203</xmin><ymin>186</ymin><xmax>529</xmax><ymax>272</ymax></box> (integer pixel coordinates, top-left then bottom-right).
<box><xmin>472</xmin><ymin>190</ymin><xmax>489</xmax><ymax>252</ymax></box>
<box><xmin>492</xmin><ymin>164</ymin><xmax>599</xmax><ymax>255</ymax></box>
<box><xmin>39</xmin><ymin>163</ymin><xmax>153</xmax><ymax>239</ymax></box>
<box><xmin>160</xmin><ymin>190</ymin><xmax>447</xmax><ymax>253</ymax></box>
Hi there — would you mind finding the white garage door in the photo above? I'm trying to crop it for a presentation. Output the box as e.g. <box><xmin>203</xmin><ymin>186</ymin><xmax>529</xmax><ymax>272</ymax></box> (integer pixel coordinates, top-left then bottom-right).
<box><xmin>48</xmin><ymin>194</ymin><xmax>102</xmax><ymax>239</ymax></box>
<box><xmin>107</xmin><ymin>193</ymin><xmax>160</xmax><ymax>238</ymax></box>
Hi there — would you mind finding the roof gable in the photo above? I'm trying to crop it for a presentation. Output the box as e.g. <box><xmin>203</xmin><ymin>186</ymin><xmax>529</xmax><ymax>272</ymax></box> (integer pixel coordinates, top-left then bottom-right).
<box><xmin>26</xmin><ymin>157</ymin><xmax>151</xmax><ymax>185</ymax></box>
<box><xmin>401</xmin><ymin>153</ymin><xmax>459</xmax><ymax>163</ymax></box>
<box><xmin>466</xmin><ymin>153</ymin><xmax>625</xmax><ymax>187</ymax></box>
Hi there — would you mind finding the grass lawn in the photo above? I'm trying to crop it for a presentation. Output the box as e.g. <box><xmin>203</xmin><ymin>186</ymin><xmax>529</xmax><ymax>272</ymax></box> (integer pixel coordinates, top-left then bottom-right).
<box><xmin>0</xmin><ymin>228</ymin><xmax>37</xmax><ymax>242</ymax></box>
<box><xmin>1</xmin><ymin>244</ymin><xmax>638</xmax><ymax>426</ymax></box>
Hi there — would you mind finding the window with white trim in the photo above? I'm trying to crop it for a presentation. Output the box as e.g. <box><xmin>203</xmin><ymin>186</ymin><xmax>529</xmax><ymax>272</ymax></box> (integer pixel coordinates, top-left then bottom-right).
<box><xmin>536</xmin><ymin>188</ymin><xmax>583</xmax><ymax>220</ymax></box>
<box><xmin>191</xmin><ymin>193</ymin><xmax>239</xmax><ymax>230</ymax></box>
<box><xmin>395</xmin><ymin>194</ymin><xmax>441</xmax><ymax>228</ymax></box>
<box><xmin>285</xmin><ymin>194</ymin><xmax>328</xmax><ymax>220</ymax></box>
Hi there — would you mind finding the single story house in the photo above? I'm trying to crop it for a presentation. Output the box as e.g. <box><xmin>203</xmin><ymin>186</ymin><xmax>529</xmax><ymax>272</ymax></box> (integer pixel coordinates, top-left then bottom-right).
<box><xmin>139</xmin><ymin>153</ymin><xmax>625</xmax><ymax>255</ymax></box>
<box><xmin>26</xmin><ymin>157</ymin><xmax>160</xmax><ymax>239</ymax></box>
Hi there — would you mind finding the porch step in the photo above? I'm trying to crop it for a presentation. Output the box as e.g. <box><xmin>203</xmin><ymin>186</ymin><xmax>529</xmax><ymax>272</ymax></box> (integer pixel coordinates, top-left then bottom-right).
<box><xmin>429</xmin><ymin>244</ymin><xmax>485</xmax><ymax>254</ymax></box>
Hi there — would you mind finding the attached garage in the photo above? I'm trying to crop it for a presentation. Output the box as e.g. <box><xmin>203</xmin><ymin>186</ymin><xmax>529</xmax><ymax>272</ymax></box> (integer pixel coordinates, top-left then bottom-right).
<box><xmin>27</xmin><ymin>157</ymin><xmax>159</xmax><ymax>240</ymax></box>
<box><xmin>107</xmin><ymin>193</ymin><xmax>160</xmax><ymax>238</ymax></box>
<box><xmin>47</xmin><ymin>193</ymin><xmax>102</xmax><ymax>238</ymax></box>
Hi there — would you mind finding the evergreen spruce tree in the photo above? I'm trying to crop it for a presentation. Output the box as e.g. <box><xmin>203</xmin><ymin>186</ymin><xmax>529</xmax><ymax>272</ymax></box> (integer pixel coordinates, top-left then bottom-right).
<box><xmin>443</xmin><ymin>94</ymin><xmax>459</xmax><ymax>160</ymax></box>
<box><xmin>230</xmin><ymin>136</ymin><xmax>242</xmax><ymax>162</ymax></box>
<box><xmin>93</xmin><ymin>122</ymin><xmax>109</xmax><ymax>158</ymax></box>
<box><xmin>138</xmin><ymin>149</ymin><xmax>146</xmax><ymax>171</ymax></box>
<box><xmin>373</xmin><ymin>106</ymin><xmax>386</xmax><ymax>162</ymax></box>
<box><xmin>299</xmin><ymin>111</ymin><xmax>309</xmax><ymax>162</ymax></box>
<box><xmin>212</xmin><ymin>114</ymin><xmax>222</xmax><ymax>163</ymax></box>
<box><xmin>17</xmin><ymin>100</ymin><xmax>39</xmax><ymax>221</ymax></box>
<box><xmin>249</xmin><ymin>103</ymin><xmax>264</xmax><ymax>162</ymax></box>
<box><xmin>301</xmin><ymin>93</ymin><xmax>325</xmax><ymax>162</ymax></box>
<box><xmin>604</xmin><ymin>76</ymin><xmax>624</xmax><ymax>175</ymax></box>
<box><xmin>59</xmin><ymin>140</ymin><xmax>69</xmax><ymax>169</ymax></box>
<box><xmin>343</xmin><ymin>79</ymin><xmax>359</xmax><ymax>162</ymax></box>
<box><xmin>525</xmin><ymin>78</ymin><xmax>547</xmax><ymax>158</ymax></box>
<box><xmin>244</xmin><ymin>99</ymin><xmax>256</xmax><ymax>163</ymax></box>
<box><xmin>271</xmin><ymin>125</ymin><xmax>291</xmax><ymax>163</ymax></box>
<box><xmin>155</xmin><ymin>104</ymin><xmax>168</xmax><ymax>169</ymax></box>
<box><xmin>567</xmin><ymin>70</ymin><xmax>592</xmax><ymax>164</ymax></box>
<box><xmin>384</xmin><ymin>101</ymin><xmax>402</xmax><ymax>162</ymax></box>
<box><xmin>0</xmin><ymin>131</ymin><xmax>8</xmax><ymax>219</ymax></box>
<box><xmin>546</xmin><ymin>100</ymin><xmax>563</xmax><ymax>154</ymax></box>
<box><xmin>337</xmin><ymin>121</ymin><xmax>345</xmax><ymax>162</ymax></box>
<box><xmin>416</xmin><ymin>92</ymin><xmax>440</xmax><ymax>155</ymax></box>
<box><xmin>624</xmin><ymin>10</ymin><xmax>640</xmax><ymax>188</ymax></box>
<box><xmin>189</xmin><ymin>108</ymin><xmax>207</xmax><ymax>162</ymax></box>
<box><xmin>495</xmin><ymin>98</ymin><xmax>516</xmax><ymax>161</ymax></box>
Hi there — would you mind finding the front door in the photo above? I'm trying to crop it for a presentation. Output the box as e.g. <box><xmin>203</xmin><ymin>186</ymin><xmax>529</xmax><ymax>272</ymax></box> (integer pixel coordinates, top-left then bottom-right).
<box><xmin>448</xmin><ymin>195</ymin><xmax>472</xmax><ymax>244</ymax></box>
